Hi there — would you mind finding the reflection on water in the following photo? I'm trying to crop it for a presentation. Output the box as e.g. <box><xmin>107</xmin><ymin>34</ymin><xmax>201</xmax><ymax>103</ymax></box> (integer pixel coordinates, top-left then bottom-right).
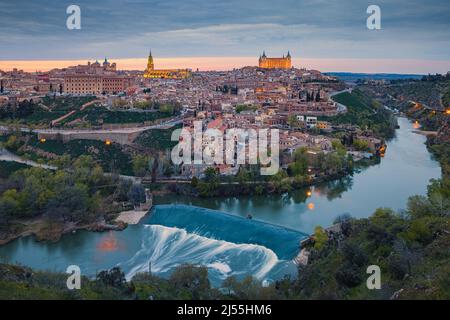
<box><xmin>97</xmin><ymin>232</ymin><xmax>121</xmax><ymax>252</ymax></box>
<box><xmin>0</xmin><ymin>117</ymin><xmax>442</xmax><ymax>284</ymax></box>
<box><xmin>154</xmin><ymin>118</ymin><xmax>441</xmax><ymax>233</ymax></box>
<box><xmin>314</xmin><ymin>176</ymin><xmax>354</xmax><ymax>201</ymax></box>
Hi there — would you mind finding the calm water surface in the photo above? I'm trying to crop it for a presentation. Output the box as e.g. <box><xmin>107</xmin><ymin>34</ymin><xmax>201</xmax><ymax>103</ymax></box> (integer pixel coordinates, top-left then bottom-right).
<box><xmin>156</xmin><ymin>117</ymin><xmax>441</xmax><ymax>233</ymax></box>
<box><xmin>0</xmin><ymin>117</ymin><xmax>441</xmax><ymax>285</ymax></box>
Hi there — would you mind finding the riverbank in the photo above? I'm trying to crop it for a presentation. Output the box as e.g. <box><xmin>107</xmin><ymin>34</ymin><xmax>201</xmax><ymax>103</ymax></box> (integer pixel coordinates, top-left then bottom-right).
<box><xmin>0</xmin><ymin>118</ymin><xmax>442</xmax><ymax>291</ymax></box>
<box><xmin>413</xmin><ymin>129</ymin><xmax>438</xmax><ymax>136</ymax></box>
<box><xmin>115</xmin><ymin>210</ymin><xmax>148</xmax><ymax>225</ymax></box>
<box><xmin>1</xmin><ymin>173</ymin><xmax>448</xmax><ymax>300</ymax></box>
<box><xmin>0</xmin><ymin>218</ymin><xmax>126</xmax><ymax>246</ymax></box>
<box><xmin>147</xmin><ymin>155</ymin><xmax>380</xmax><ymax>198</ymax></box>
<box><xmin>0</xmin><ymin>154</ymin><xmax>143</xmax><ymax>247</ymax></box>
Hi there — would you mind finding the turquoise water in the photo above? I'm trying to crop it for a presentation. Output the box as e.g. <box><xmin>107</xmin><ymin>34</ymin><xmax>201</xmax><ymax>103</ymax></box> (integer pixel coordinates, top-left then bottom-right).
<box><xmin>0</xmin><ymin>117</ymin><xmax>441</xmax><ymax>285</ymax></box>
<box><xmin>155</xmin><ymin>117</ymin><xmax>441</xmax><ymax>233</ymax></box>
<box><xmin>0</xmin><ymin>207</ymin><xmax>306</xmax><ymax>286</ymax></box>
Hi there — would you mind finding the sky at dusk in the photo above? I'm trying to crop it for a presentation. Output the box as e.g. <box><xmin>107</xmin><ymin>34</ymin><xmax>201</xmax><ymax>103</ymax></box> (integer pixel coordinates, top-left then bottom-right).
<box><xmin>0</xmin><ymin>0</ymin><xmax>449</xmax><ymax>73</ymax></box>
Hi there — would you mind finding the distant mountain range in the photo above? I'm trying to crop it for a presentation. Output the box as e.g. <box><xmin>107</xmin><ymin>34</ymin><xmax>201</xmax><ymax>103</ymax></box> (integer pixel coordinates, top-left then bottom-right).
<box><xmin>324</xmin><ymin>72</ymin><xmax>424</xmax><ymax>82</ymax></box>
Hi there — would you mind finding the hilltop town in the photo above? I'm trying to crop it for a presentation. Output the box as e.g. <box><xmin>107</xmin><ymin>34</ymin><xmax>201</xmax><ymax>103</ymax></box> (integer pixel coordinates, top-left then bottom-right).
<box><xmin>0</xmin><ymin>51</ymin><xmax>392</xmax><ymax>193</ymax></box>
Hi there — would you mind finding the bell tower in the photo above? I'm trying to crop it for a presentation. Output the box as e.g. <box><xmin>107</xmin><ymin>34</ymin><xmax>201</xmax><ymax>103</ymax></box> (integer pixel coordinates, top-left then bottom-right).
<box><xmin>146</xmin><ymin>49</ymin><xmax>154</xmax><ymax>71</ymax></box>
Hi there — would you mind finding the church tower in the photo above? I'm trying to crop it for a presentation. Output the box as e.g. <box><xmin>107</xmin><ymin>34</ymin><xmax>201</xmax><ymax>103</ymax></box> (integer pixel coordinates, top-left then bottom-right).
<box><xmin>146</xmin><ymin>50</ymin><xmax>154</xmax><ymax>71</ymax></box>
<box><xmin>143</xmin><ymin>49</ymin><xmax>191</xmax><ymax>79</ymax></box>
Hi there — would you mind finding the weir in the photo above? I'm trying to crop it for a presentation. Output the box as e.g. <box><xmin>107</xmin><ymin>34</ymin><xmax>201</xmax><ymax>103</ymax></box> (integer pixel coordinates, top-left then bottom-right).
<box><xmin>143</xmin><ymin>204</ymin><xmax>309</xmax><ymax>260</ymax></box>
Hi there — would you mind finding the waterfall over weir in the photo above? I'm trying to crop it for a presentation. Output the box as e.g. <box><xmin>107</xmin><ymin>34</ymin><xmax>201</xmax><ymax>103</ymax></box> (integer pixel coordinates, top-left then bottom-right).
<box><xmin>119</xmin><ymin>205</ymin><xmax>309</xmax><ymax>285</ymax></box>
<box><xmin>142</xmin><ymin>205</ymin><xmax>309</xmax><ymax>260</ymax></box>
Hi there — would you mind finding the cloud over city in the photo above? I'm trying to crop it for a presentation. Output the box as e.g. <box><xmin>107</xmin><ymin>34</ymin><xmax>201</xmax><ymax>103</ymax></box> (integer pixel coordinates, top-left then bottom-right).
<box><xmin>0</xmin><ymin>0</ymin><xmax>449</xmax><ymax>72</ymax></box>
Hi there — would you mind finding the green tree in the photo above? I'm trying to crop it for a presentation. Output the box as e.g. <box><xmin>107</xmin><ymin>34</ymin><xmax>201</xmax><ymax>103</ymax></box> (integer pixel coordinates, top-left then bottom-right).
<box><xmin>169</xmin><ymin>265</ymin><xmax>211</xmax><ymax>299</ymax></box>
<box><xmin>287</xmin><ymin>115</ymin><xmax>300</xmax><ymax>128</ymax></box>
<box><xmin>353</xmin><ymin>139</ymin><xmax>370</xmax><ymax>151</ymax></box>
<box><xmin>191</xmin><ymin>176</ymin><xmax>199</xmax><ymax>188</ymax></box>
<box><xmin>128</xmin><ymin>184</ymin><xmax>146</xmax><ymax>207</ymax></box>
<box><xmin>332</xmin><ymin>139</ymin><xmax>347</xmax><ymax>157</ymax></box>
<box><xmin>0</xmin><ymin>189</ymin><xmax>20</xmax><ymax>222</ymax></box>
<box><xmin>132</xmin><ymin>155</ymin><xmax>150</xmax><ymax>177</ymax></box>
<box><xmin>313</xmin><ymin>226</ymin><xmax>328</xmax><ymax>250</ymax></box>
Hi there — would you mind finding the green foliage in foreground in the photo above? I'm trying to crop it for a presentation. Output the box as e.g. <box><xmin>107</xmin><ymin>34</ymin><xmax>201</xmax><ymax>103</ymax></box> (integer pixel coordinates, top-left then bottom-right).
<box><xmin>0</xmin><ymin>156</ymin><xmax>109</xmax><ymax>225</ymax></box>
<box><xmin>329</xmin><ymin>89</ymin><xmax>397</xmax><ymax>139</ymax></box>
<box><xmin>27</xmin><ymin>136</ymin><xmax>133</xmax><ymax>176</ymax></box>
<box><xmin>0</xmin><ymin>155</ymin><xmax>143</xmax><ymax>229</ymax></box>
<box><xmin>0</xmin><ymin>161</ymin><xmax>30</xmax><ymax>179</ymax></box>
<box><xmin>62</xmin><ymin>106</ymin><xmax>178</xmax><ymax>126</ymax></box>
<box><xmin>135</xmin><ymin>124</ymin><xmax>182</xmax><ymax>151</ymax></box>
<box><xmin>2</xmin><ymin>133</ymin><xmax>134</xmax><ymax>176</ymax></box>
<box><xmin>0</xmin><ymin>96</ymin><xmax>97</xmax><ymax>125</ymax></box>
<box><xmin>0</xmin><ymin>178</ymin><xmax>448</xmax><ymax>300</ymax></box>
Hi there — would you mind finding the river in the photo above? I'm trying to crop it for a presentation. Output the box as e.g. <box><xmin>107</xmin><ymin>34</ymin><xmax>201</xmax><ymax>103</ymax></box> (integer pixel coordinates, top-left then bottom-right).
<box><xmin>0</xmin><ymin>117</ymin><xmax>441</xmax><ymax>286</ymax></box>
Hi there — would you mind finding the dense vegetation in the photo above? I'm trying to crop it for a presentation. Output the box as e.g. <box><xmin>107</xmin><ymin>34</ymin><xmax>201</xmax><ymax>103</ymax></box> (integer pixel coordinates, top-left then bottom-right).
<box><xmin>0</xmin><ymin>156</ymin><xmax>145</xmax><ymax>242</ymax></box>
<box><xmin>1</xmin><ymin>133</ymin><xmax>134</xmax><ymax>176</ymax></box>
<box><xmin>135</xmin><ymin>124</ymin><xmax>182</xmax><ymax>151</ymax></box>
<box><xmin>427</xmin><ymin>123</ymin><xmax>450</xmax><ymax>178</ymax></box>
<box><xmin>0</xmin><ymin>96</ymin><xmax>180</xmax><ymax>127</ymax></box>
<box><xmin>360</xmin><ymin>77</ymin><xmax>450</xmax><ymax>111</ymax></box>
<box><xmin>329</xmin><ymin>89</ymin><xmax>397</xmax><ymax>139</ymax></box>
<box><xmin>0</xmin><ymin>96</ymin><xmax>96</xmax><ymax>125</ymax></box>
<box><xmin>235</xmin><ymin>104</ymin><xmax>258</xmax><ymax>113</ymax></box>
<box><xmin>176</xmin><ymin>146</ymin><xmax>353</xmax><ymax>197</ymax></box>
<box><xmin>0</xmin><ymin>161</ymin><xmax>30</xmax><ymax>179</ymax></box>
<box><xmin>61</xmin><ymin>106</ymin><xmax>178</xmax><ymax>126</ymax></box>
<box><xmin>0</xmin><ymin>176</ymin><xmax>448</xmax><ymax>300</ymax></box>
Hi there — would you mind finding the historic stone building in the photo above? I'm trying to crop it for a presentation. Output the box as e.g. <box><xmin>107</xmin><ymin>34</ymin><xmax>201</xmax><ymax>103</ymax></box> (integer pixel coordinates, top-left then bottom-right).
<box><xmin>143</xmin><ymin>50</ymin><xmax>191</xmax><ymax>79</ymax></box>
<box><xmin>62</xmin><ymin>58</ymin><xmax>131</xmax><ymax>95</ymax></box>
<box><xmin>258</xmin><ymin>51</ymin><xmax>292</xmax><ymax>69</ymax></box>
<box><xmin>64</xmin><ymin>74</ymin><xmax>131</xmax><ymax>95</ymax></box>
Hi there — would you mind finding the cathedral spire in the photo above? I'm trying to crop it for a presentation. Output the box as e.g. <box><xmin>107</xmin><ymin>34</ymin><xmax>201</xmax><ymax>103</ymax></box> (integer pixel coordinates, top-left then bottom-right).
<box><xmin>146</xmin><ymin>49</ymin><xmax>154</xmax><ymax>72</ymax></box>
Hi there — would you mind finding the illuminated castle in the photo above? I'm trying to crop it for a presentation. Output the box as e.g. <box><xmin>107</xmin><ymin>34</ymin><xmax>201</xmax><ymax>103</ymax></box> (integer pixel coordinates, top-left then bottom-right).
<box><xmin>143</xmin><ymin>50</ymin><xmax>191</xmax><ymax>79</ymax></box>
<box><xmin>258</xmin><ymin>51</ymin><xmax>292</xmax><ymax>69</ymax></box>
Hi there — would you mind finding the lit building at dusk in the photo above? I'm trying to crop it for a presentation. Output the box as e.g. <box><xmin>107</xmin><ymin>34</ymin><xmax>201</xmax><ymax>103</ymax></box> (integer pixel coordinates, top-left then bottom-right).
<box><xmin>143</xmin><ymin>50</ymin><xmax>191</xmax><ymax>79</ymax></box>
<box><xmin>258</xmin><ymin>51</ymin><xmax>292</xmax><ymax>69</ymax></box>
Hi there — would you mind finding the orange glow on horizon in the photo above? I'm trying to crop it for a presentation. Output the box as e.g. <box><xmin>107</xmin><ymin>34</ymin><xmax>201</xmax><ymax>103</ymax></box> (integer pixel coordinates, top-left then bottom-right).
<box><xmin>0</xmin><ymin>57</ymin><xmax>449</xmax><ymax>74</ymax></box>
<box><xmin>307</xmin><ymin>202</ymin><xmax>315</xmax><ymax>210</ymax></box>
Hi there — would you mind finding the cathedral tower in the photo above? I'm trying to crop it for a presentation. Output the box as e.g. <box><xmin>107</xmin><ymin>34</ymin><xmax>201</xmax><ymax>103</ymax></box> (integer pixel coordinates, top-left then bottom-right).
<box><xmin>146</xmin><ymin>50</ymin><xmax>154</xmax><ymax>72</ymax></box>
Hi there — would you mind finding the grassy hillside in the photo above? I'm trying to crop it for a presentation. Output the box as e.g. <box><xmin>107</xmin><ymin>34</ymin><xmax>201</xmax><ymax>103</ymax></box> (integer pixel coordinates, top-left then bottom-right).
<box><xmin>329</xmin><ymin>89</ymin><xmax>397</xmax><ymax>138</ymax></box>
<box><xmin>2</xmin><ymin>133</ymin><xmax>134</xmax><ymax>176</ymax></box>
<box><xmin>135</xmin><ymin>124</ymin><xmax>182</xmax><ymax>152</ymax></box>
<box><xmin>31</xmin><ymin>137</ymin><xmax>134</xmax><ymax>175</ymax></box>
<box><xmin>61</xmin><ymin>107</ymin><xmax>178</xmax><ymax>126</ymax></box>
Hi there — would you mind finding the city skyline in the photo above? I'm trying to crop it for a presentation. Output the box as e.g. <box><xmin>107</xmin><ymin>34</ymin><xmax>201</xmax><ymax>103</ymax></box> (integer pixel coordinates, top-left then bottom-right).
<box><xmin>1</xmin><ymin>0</ymin><xmax>449</xmax><ymax>74</ymax></box>
<box><xmin>1</xmin><ymin>56</ymin><xmax>449</xmax><ymax>74</ymax></box>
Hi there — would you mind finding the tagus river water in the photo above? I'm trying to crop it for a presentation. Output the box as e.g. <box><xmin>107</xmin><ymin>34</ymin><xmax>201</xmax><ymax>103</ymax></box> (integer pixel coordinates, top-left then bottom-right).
<box><xmin>0</xmin><ymin>118</ymin><xmax>441</xmax><ymax>286</ymax></box>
